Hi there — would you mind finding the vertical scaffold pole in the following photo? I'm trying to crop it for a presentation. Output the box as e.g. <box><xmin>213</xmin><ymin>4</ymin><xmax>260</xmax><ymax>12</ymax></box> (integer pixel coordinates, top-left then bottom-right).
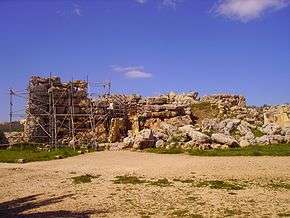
<box><xmin>9</xmin><ymin>88</ymin><xmax>13</xmax><ymax>131</ymax></box>
<box><xmin>70</xmin><ymin>78</ymin><xmax>76</xmax><ymax>150</ymax></box>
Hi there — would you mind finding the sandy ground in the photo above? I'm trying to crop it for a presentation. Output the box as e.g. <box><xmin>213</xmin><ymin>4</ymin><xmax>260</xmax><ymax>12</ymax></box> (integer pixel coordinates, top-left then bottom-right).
<box><xmin>0</xmin><ymin>151</ymin><xmax>290</xmax><ymax>217</ymax></box>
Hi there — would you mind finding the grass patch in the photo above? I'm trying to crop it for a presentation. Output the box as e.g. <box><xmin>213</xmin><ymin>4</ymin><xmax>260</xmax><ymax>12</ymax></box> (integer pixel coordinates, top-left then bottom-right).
<box><xmin>0</xmin><ymin>143</ymin><xmax>80</xmax><ymax>163</ymax></box>
<box><xmin>195</xmin><ymin>180</ymin><xmax>246</xmax><ymax>190</ymax></box>
<box><xmin>188</xmin><ymin>144</ymin><xmax>290</xmax><ymax>156</ymax></box>
<box><xmin>267</xmin><ymin>181</ymin><xmax>290</xmax><ymax>190</ymax></box>
<box><xmin>113</xmin><ymin>175</ymin><xmax>173</xmax><ymax>187</ymax></box>
<box><xmin>224</xmin><ymin>208</ymin><xmax>243</xmax><ymax>216</ymax></box>
<box><xmin>171</xmin><ymin>209</ymin><xmax>190</xmax><ymax>217</ymax></box>
<box><xmin>113</xmin><ymin>175</ymin><xmax>147</xmax><ymax>185</ymax></box>
<box><xmin>148</xmin><ymin>178</ymin><xmax>172</xmax><ymax>187</ymax></box>
<box><xmin>146</xmin><ymin>144</ymin><xmax>290</xmax><ymax>156</ymax></box>
<box><xmin>145</xmin><ymin>147</ymin><xmax>184</xmax><ymax>154</ymax></box>
<box><xmin>173</xmin><ymin>178</ymin><xmax>195</xmax><ymax>184</ymax></box>
<box><xmin>72</xmin><ymin>174</ymin><xmax>100</xmax><ymax>184</ymax></box>
<box><xmin>191</xmin><ymin>102</ymin><xmax>219</xmax><ymax>124</ymax></box>
<box><xmin>278</xmin><ymin>212</ymin><xmax>290</xmax><ymax>217</ymax></box>
<box><xmin>252</xmin><ymin>128</ymin><xmax>265</xmax><ymax>137</ymax></box>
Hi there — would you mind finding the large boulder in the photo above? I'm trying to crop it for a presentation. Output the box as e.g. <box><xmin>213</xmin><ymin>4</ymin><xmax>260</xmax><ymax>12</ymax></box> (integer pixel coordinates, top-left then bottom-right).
<box><xmin>95</xmin><ymin>123</ymin><xmax>108</xmax><ymax>143</ymax></box>
<box><xmin>211</xmin><ymin>133</ymin><xmax>239</xmax><ymax>147</ymax></box>
<box><xmin>133</xmin><ymin>129</ymin><xmax>156</xmax><ymax>150</ymax></box>
<box><xmin>201</xmin><ymin>118</ymin><xmax>220</xmax><ymax>133</ymax></box>
<box><xmin>256</xmin><ymin>135</ymin><xmax>285</xmax><ymax>145</ymax></box>
<box><xmin>285</xmin><ymin>130</ymin><xmax>290</xmax><ymax>143</ymax></box>
<box><xmin>159</xmin><ymin>122</ymin><xmax>178</xmax><ymax>135</ymax></box>
<box><xmin>179</xmin><ymin>125</ymin><xmax>211</xmax><ymax>145</ymax></box>
<box><xmin>261</xmin><ymin>123</ymin><xmax>282</xmax><ymax>135</ymax></box>
<box><xmin>144</xmin><ymin>118</ymin><xmax>162</xmax><ymax>130</ymax></box>
<box><xmin>155</xmin><ymin>139</ymin><xmax>165</xmax><ymax>148</ymax></box>
<box><xmin>167</xmin><ymin>132</ymin><xmax>190</xmax><ymax>143</ymax></box>
<box><xmin>164</xmin><ymin>115</ymin><xmax>192</xmax><ymax>128</ymax></box>
<box><xmin>108</xmin><ymin>118</ymin><xmax>127</xmax><ymax>143</ymax></box>
<box><xmin>239</xmin><ymin>139</ymin><xmax>251</xmax><ymax>147</ymax></box>
<box><xmin>237</xmin><ymin>121</ymin><xmax>253</xmax><ymax>136</ymax></box>
<box><xmin>182</xmin><ymin>141</ymin><xmax>211</xmax><ymax>150</ymax></box>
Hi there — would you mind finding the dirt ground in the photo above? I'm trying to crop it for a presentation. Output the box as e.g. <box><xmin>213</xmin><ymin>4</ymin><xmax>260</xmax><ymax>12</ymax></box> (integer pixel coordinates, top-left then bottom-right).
<box><xmin>0</xmin><ymin>151</ymin><xmax>290</xmax><ymax>217</ymax></box>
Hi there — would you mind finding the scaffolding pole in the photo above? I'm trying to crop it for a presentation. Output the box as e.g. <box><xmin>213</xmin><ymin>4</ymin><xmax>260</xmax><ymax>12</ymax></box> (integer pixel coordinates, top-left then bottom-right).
<box><xmin>9</xmin><ymin>74</ymin><xmax>114</xmax><ymax>147</ymax></box>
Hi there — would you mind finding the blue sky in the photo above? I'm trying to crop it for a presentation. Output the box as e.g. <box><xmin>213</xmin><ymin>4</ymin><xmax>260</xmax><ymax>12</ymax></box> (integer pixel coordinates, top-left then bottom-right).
<box><xmin>0</xmin><ymin>0</ymin><xmax>289</xmax><ymax>121</ymax></box>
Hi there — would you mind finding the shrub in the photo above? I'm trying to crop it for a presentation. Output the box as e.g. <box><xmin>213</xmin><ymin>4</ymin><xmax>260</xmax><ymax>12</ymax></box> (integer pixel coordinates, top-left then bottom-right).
<box><xmin>191</xmin><ymin>102</ymin><xmax>219</xmax><ymax>124</ymax></box>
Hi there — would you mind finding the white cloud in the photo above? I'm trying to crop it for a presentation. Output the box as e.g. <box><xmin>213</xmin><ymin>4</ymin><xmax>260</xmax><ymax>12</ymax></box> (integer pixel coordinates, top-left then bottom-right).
<box><xmin>213</xmin><ymin>0</ymin><xmax>289</xmax><ymax>22</ymax></box>
<box><xmin>113</xmin><ymin>66</ymin><xmax>152</xmax><ymax>79</ymax></box>
<box><xmin>135</xmin><ymin>0</ymin><xmax>147</xmax><ymax>4</ymax></box>
<box><xmin>161</xmin><ymin>0</ymin><xmax>180</xmax><ymax>9</ymax></box>
<box><xmin>134</xmin><ymin>0</ymin><xmax>182</xmax><ymax>9</ymax></box>
<box><xmin>56</xmin><ymin>2</ymin><xmax>82</xmax><ymax>17</ymax></box>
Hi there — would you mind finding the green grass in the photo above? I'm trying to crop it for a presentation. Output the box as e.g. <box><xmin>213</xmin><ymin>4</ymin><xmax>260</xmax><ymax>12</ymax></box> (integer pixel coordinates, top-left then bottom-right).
<box><xmin>191</xmin><ymin>102</ymin><xmax>219</xmax><ymax>124</ymax></box>
<box><xmin>146</xmin><ymin>144</ymin><xmax>290</xmax><ymax>156</ymax></box>
<box><xmin>188</xmin><ymin>144</ymin><xmax>290</xmax><ymax>156</ymax></box>
<box><xmin>252</xmin><ymin>128</ymin><xmax>265</xmax><ymax>137</ymax></box>
<box><xmin>145</xmin><ymin>147</ymin><xmax>184</xmax><ymax>154</ymax></box>
<box><xmin>195</xmin><ymin>180</ymin><xmax>246</xmax><ymax>190</ymax></box>
<box><xmin>0</xmin><ymin>143</ymin><xmax>80</xmax><ymax>163</ymax></box>
<box><xmin>278</xmin><ymin>212</ymin><xmax>290</xmax><ymax>217</ymax></box>
<box><xmin>72</xmin><ymin>174</ymin><xmax>100</xmax><ymax>184</ymax></box>
<box><xmin>148</xmin><ymin>178</ymin><xmax>172</xmax><ymax>187</ymax></box>
<box><xmin>267</xmin><ymin>181</ymin><xmax>290</xmax><ymax>190</ymax></box>
<box><xmin>113</xmin><ymin>175</ymin><xmax>147</xmax><ymax>185</ymax></box>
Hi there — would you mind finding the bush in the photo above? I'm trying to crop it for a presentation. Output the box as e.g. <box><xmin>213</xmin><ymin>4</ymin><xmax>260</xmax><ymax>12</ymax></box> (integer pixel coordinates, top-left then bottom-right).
<box><xmin>191</xmin><ymin>102</ymin><xmax>219</xmax><ymax>124</ymax></box>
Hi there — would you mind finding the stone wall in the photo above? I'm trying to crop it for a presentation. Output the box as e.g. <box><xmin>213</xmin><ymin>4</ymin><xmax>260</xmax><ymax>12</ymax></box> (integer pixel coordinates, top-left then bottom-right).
<box><xmin>264</xmin><ymin>105</ymin><xmax>290</xmax><ymax>128</ymax></box>
<box><xmin>21</xmin><ymin>76</ymin><xmax>289</xmax><ymax>149</ymax></box>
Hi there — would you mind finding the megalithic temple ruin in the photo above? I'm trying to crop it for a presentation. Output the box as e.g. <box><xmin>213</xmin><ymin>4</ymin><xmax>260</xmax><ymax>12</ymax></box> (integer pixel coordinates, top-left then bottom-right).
<box><xmin>6</xmin><ymin>75</ymin><xmax>290</xmax><ymax>149</ymax></box>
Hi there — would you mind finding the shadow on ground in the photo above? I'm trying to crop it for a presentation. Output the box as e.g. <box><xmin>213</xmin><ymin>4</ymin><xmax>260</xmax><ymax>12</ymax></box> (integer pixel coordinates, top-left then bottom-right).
<box><xmin>0</xmin><ymin>194</ymin><xmax>95</xmax><ymax>217</ymax></box>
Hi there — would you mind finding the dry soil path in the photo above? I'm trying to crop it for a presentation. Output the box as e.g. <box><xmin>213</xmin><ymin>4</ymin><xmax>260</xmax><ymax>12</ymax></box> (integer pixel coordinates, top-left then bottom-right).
<box><xmin>0</xmin><ymin>151</ymin><xmax>290</xmax><ymax>217</ymax></box>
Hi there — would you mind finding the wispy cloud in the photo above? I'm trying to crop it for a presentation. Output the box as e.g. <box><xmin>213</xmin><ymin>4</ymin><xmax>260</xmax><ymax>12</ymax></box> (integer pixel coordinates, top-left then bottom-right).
<box><xmin>134</xmin><ymin>0</ymin><xmax>182</xmax><ymax>9</ymax></box>
<box><xmin>73</xmin><ymin>3</ymin><xmax>82</xmax><ymax>16</ymax></box>
<box><xmin>161</xmin><ymin>0</ymin><xmax>180</xmax><ymax>9</ymax></box>
<box><xmin>213</xmin><ymin>0</ymin><xmax>290</xmax><ymax>22</ymax></box>
<box><xmin>135</xmin><ymin>0</ymin><xmax>147</xmax><ymax>4</ymax></box>
<box><xmin>56</xmin><ymin>2</ymin><xmax>82</xmax><ymax>17</ymax></box>
<box><xmin>113</xmin><ymin>66</ymin><xmax>153</xmax><ymax>79</ymax></box>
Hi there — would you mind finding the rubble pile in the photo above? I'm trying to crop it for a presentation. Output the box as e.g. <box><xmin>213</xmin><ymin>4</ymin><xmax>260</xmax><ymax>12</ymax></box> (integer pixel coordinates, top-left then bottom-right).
<box><xmin>13</xmin><ymin>76</ymin><xmax>289</xmax><ymax>150</ymax></box>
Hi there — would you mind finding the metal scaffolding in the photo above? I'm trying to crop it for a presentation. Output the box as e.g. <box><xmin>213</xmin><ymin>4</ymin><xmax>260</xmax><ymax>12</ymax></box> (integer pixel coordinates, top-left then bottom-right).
<box><xmin>9</xmin><ymin>75</ymin><xmax>112</xmax><ymax>148</ymax></box>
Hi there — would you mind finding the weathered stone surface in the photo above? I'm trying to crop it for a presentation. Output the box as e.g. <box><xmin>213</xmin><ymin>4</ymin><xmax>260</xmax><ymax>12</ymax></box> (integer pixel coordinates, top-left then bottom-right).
<box><xmin>109</xmin><ymin>118</ymin><xmax>127</xmax><ymax>143</ymax></box>
<box><xmin>95</xmin><ymin>124</ymin><xmax>108</xmax><ymax>143</ymax></box>
<box><xmin>133</xmin><ymin>129</ymin><xmax>156</xmax><ymax>150</ymax></box>
<box><xmin>164</xmin><ymin>115</ymin><xmax>192</xmax><ymax>128</ymax></box>
<box><xmin>179</xmin><ymin>125</ymin><xmax>211</xmax><ymax>144</ymax></box>
<box><xmin>2</xmin><ymin>132</ymin><xmax>16</xmax><ymax>144</ymax></box>
<box><xmin>152</xmin><ymin>130</ymin><xmax>169</xmax><ymax>141</ymax></box>
<box><xmin>256</xmin><ymin>135</ymin><xmax>285</xmax><ymax>145</ymax></box>
<box><xmin>146</xmin><ymin>96</ymin><xmax>168</xmax><ymax>105</ymax></box>
<box><xmin>264</xmin><ymin>105</ymin><xmax>290</xmax><ymax>128</ymax></box>
<box><xmin>211</xmin><ymin>143</ymin><xmax>229</xmax><ymax>149</ymax></box>
<box><xmin>144</xmin><ymin>118</ymin><xmax>162</xmax><ymax>130</ymax></box>
<box><xmin>21</xmin><ymin>76</ymin><xmax>289</xmax><ymax>150</ymax></box>
<box><xmin>239</xmin><ymin>139</ymin><xmax>251</xmax><ymax>147</ymax></box>
<box><xmin>211</xmin><ymin>133</ymin><xmax>239</xmax><ymax>147</ymax></box>
<box><xmin>156</xmin><ymin>139</ymin><xmax>165</xmax><ymax>148</ymax></box>
<box><xmin>167</xmin><ymin>132</ymin><xmax>189</xmax><ymax>143</ymax></box>
<box><xmin>159</xmin><ymin>122</ymin><xmax>178</xmax><ymax>136</ymax></box>
<box><xmin>261</xmin><ymin>123</ymin><xmax>282</xmax><ymax>135</ymax></box>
